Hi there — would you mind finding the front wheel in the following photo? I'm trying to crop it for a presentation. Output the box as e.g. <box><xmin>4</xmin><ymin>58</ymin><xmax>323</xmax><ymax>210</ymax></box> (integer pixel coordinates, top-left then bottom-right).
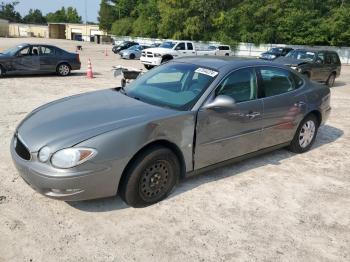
<box><xmin>0</xmin><ymin>65</ymin><xmax>4</xmax><ymax>77</ymax></box>
<box><xmin>129</xmin><ymin>53</ymin><xmax>135</xmax><ymax>60</ymax></box>
<box><xmin>326</xmin><ymin>73</ymin><xmax>336</xmax><ymax>87</ymax></box>
<box><xmin>119</xmin><ymin>147</ymin><xmax>180</xmax><ymax>208</ymax></box>
<box><xmin>144</xmin><ymin>64</ymin><xmax>154</xmax><ymax>70</ymax></box>
<box><xmin>57</xmin><ymin>63</ymin><xmax>71</xmax><ymax>76</ymax></box>
<box><xmin>288</xmin><ymin>114</ymin><xmax>319</xmax><ymax>153</ymax></box>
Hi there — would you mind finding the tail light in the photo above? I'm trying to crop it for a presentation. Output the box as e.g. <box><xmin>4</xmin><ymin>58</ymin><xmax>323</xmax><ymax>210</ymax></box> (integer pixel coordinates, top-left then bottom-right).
<box><xmin>76</xmin><ymin>54</ymin><xmax>80</xmax><ymax>63</ymax></box>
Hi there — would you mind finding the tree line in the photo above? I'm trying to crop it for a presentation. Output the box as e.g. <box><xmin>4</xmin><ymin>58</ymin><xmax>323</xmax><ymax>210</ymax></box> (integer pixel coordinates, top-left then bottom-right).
<box><xmin>99</xmin><ymin>0</ymin><xmax>350</xmax><ymax>47</ymax></box>
<box><xmin>0</xmin><ymin>1</ymin><xmax>82</xmax><ymax>24</ymax></box>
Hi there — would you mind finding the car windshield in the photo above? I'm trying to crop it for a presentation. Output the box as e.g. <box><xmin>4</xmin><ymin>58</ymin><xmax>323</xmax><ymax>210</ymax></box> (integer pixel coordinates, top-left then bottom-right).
<box><xmin>269</xmin><ymin>48</ymin><xmax>284</xmax><ymax>54</ymax></box>
<box><xmin>159</xmin><ymin>41</ymin><xmax>176</xmax><ymax>49</ymax></box>
<box><xmin>125</xmin><ymin>63</ymin><xmax>218</xmax><ymax>110</ymax></box>
<box><xmin>286</xmin><ymin>50</ymin><xmax>315</xmax><ymax>62</ymax></box>
<box><xmin>1</xmin><ymin>45</ymin><xmax>22</xmax><ymax>56</ymax></box>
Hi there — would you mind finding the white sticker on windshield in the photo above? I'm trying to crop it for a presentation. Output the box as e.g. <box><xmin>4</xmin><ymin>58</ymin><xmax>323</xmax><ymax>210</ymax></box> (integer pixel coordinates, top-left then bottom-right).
<box><xmin>306</xmin><ymin>52</ymin><xmax>315</xmax><ymax>55</ymax></box>
<box><xmin>195</xmin><ymin>68</ymin><xmax>218</xmax><ymax>77</ymax></box>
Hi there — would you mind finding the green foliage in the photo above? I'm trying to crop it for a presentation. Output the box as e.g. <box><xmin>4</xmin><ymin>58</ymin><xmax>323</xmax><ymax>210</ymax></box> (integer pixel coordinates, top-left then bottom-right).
<box><xmin>0</xmin><ymin>1</ymin><xmax>21</xmax><ymax>22</ymax></box>
<box><xmin>111</xmin><ymin>17</ymin><xmax>133</xmax><ymax>36</ymax></box>
<box><xmin>46</xmin><ymin>7</ymin><xmax>82</xmax><ymax>23</ymax></box>
<box><xmin>98</xmin><ymin>0</ymin><xmax>117</xmax><ymax>31</ymax></box>
<box><xmin>104</xmin><ymin>0</ymin><xmax>350</xmax><ymax>46</ymax></box>
<box><xmin>23</xmin><ymin>9</ymin><xmax>47</xmax><ymax>24</ymax></box>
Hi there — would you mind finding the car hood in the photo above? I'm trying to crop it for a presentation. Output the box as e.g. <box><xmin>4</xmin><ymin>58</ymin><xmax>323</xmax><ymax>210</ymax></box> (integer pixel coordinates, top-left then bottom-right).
<box><xmin>274</xmin><ymin>57</ymin><xmax>308</xmax><ymax>66</ymax></box>
<box><xmin>16</xmin><ymin>89</ymin><xmax>177</xmax><ymax>152</ymax></box>
<box><xmin>144</xmin><ymin>47</ymin><xmax>174</xmax><ymax>54</ymax></box>
<box><xmin>0</xmin><ymin>53</ymin><xmax>11</xmax><ymax>59</ymax></box>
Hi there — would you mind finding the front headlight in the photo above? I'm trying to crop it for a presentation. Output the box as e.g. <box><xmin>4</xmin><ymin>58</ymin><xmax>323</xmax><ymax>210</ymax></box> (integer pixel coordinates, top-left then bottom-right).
<box><xmin>154</xmin><ymin>53</ymin><xmax>162</xmax><ymax>57</ymax></box>
<box><xmin>51</xmin><ymin>148</ymin><xmax>97</xmax><ymax>169</ymax></box>
<box><xmin>38</xmin><ymin>146</ymin><xmax>51</xmax><ymax>162</ymax></box>
<box><xmin>291</xmin><ymin>66</ymin><xmax>298</xmax><ymax>70</ymax></box>
<box><xmin>269</xmin><ymin>54</ymin><xmax>276</xmax><ymax>59</ymax></box>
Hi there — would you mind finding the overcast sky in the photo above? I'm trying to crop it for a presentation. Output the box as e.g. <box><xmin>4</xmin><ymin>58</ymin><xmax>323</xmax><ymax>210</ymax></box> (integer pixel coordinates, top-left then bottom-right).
<box><xmin>13</xmin><ymin>0</ymin><xmax>100</xmax><ymax>22</ymax></box>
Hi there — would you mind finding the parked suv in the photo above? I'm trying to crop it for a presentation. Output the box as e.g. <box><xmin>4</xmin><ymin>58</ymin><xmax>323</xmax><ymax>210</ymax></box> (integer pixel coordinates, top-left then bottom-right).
<box><xmin>112</xmin><ymin>41</ymin><xmax>139</xmax><ymax>54</ymax></box>
<box><xmin>259</xmin><ymin>47</ymin><xmax>293</xmax><ymax>60</ymax></box>
<box><xmin>275</xmin><ymin>49</ymin><xmax>341</xmax><ymax>87</ymax></box>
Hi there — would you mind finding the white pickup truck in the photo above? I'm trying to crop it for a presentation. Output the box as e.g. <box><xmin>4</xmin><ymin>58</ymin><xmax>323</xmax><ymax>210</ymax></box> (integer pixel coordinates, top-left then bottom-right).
<box><xmin>140</xmin><ymin>41</ymin><xmax>232</xmax><ymax>69</ymax></box>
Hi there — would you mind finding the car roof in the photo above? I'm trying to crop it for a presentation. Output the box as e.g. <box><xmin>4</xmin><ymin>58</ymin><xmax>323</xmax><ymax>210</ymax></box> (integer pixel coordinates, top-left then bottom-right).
<box><xmin>292</xmin><ymin>48</ymin><xmax>337</xmax><ymax>54</ymax></box>
<box><xmin>174</xmin><ymin>56</ymin><xmax>289</xmax><ymax>70</ymax></box>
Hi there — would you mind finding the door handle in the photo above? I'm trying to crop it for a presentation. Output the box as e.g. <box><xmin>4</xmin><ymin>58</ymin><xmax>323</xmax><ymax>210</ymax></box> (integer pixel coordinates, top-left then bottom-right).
<box><xmin>294</xmin><ymin>101</ymin><xmax>306</xmax><ymax>107</ymax></box>
<box><xmin>245</xmin><ymin>112</ymin><xmax>261</xmax><ymax>119</ymax></box>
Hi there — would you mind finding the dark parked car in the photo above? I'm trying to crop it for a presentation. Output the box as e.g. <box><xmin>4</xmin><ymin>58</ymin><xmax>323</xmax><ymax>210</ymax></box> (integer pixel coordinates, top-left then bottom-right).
<box><xmin>259</xmin><ymin>47</ymin><xmax>294</xmax><ymax>60</ymax></box>
<box><xmin>0</xmin><ymin>44</ymin><xmax>81</xmax><ymax>77</ymax></box>
<box><xmin>275</xmin><ymin>49</ymin><xmax>341</xmax><ymax>87</ymax></box>
<box><xmin>112</xmin><ymin>41</ymin><xmax>139</xmax><ymax>54</ymax></box>
<box><xmin>11</xmin><ymin>58</ymin><xmax>331</xmax><ymax>207</ymax></box>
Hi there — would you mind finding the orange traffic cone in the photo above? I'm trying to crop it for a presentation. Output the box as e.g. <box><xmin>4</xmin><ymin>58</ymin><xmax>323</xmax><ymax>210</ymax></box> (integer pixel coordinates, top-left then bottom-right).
<box><xmin>87</xmin><ymin>59</ymin><xmax>94</xmax><ymax>79</ymax></box>
<box><xmin>105</xmin><ymin>48</ymin><xmax>108</xmax><ymax>56</ymax></box>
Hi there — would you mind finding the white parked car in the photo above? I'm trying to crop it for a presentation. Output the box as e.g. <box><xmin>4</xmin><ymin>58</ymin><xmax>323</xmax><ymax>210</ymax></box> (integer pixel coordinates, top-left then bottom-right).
<box><xmin>140</xmin><ymin>41</ymin><xmax>232</xmax><ymax>69</ymax></box>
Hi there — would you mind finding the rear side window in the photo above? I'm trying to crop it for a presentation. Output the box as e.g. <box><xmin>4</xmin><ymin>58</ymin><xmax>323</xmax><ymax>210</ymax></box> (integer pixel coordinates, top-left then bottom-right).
<box><xmin>331</xmin><ymin>53</ymin><xmax>340</xmax><ymax>64</ymax></box>
<box><xmin>40</xmin><ymin>46</ymin><xmax>55</xmax><ymax>56</ymax></box>
<box><xmin>216</xmin><ymin>68</ymin><xmax>257</xmax><ymax>103</ymax></box>
<box><xmin>218</xmin><ymin>46</ymin><xmax>230</xmax><ymax>50</ymax></box>
<box><xmin>325</xmin><ymin>53</ymin><xmax>332</xmax><ymax>64</ymax></box>
<box><xmin>259</xmin><ymin>67</ymin><xmax>302</xmax><ymax>97</ymax></box>
<box><xmin>187</xmin><ymin>43</ymin><xmax>194</xmax><ymax>50</ymax></box>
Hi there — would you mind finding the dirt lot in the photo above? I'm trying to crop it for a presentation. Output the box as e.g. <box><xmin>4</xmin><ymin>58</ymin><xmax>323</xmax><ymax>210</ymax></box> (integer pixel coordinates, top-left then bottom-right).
<box><xmin>0</xmin><ymin>38</ymin><xmax>349</xmax><ymax>262</ymax></box>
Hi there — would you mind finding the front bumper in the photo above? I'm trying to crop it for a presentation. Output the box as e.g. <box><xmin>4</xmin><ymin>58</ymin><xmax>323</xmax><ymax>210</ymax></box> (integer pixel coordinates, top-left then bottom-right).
<box><xmin>10</xmin><ymin>138</ymin><xmax>119</xmax><ymax>201</ymax></box>
<box><xmin>140</xmin><ymin>56</ymin><xmax>162</xmax><ymax>66</ymax></box>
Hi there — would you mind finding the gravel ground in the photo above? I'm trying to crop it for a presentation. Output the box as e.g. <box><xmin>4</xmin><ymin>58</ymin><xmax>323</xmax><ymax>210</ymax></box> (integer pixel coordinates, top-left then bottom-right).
<box><xmin>0</xmin><ymin>38</ymin><xmax>349</xmax><ymax>262</ymax></box>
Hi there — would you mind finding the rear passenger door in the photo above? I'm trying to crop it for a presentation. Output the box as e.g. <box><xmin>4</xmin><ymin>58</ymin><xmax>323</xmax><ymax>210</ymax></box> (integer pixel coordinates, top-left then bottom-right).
<box><xmin>258</xmin><ymin>67</ymin><xmax>307</xmax><ymax>148</ymax></box>
<box><xmin>39</xmin><ymin>46</ymin><xmax>58</xmax><ymax>72</ymax></box>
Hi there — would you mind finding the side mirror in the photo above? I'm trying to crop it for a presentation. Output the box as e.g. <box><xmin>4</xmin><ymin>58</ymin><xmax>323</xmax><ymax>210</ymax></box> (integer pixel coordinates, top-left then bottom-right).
<box><xmin>202</xmin><ymin>95</ymin><xmax>236</xmax><ymax>110</ymax></box>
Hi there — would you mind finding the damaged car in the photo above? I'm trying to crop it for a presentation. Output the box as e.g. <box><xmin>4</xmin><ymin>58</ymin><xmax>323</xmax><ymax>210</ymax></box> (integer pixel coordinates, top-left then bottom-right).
<box><xmin>11</xmin><ymin>57</ymin><xmax>331</xmax><ymax>207</ymax></box>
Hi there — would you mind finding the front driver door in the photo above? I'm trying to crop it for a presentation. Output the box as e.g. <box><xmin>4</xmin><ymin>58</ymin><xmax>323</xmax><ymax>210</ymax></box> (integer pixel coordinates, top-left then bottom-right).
<box><xmin>195</xmin><ymin>68</ymin><xmax>263</xmax><ymax>169</ymax></box>
<box><xmin>13</xmin><ymin>46</ymin><xmax>40</xmax><ymax>73</ymax></box>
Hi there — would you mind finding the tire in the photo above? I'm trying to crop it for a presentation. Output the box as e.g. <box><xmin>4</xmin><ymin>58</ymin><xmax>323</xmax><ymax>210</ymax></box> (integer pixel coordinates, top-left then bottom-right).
<box><xmin>0</xmin><ymin>65</ymin><xmax>4</xmax><ymax>77</ymax></box>
<box><xmin>120</xmin><ymin>146</ymin><xmax>180</xmax><ymax>208</ymax></box>
<box><xmin>144</xmin><ymin>64</ymin><xmax>154</xmax><ymax>70</ymax></box>
<box><xmin>57</xmin><ymin>63</ymin><xmax>71</xmax><ymax>76</ymax></box>
<box><xmin>161</xmin><ymin>56</ymin><xmax>172</xmax><ymax>64</ymax></box>
<box><xmin>288</xmin><ymin>114</ymin><xmax>319</xmax><ymax>153</ymax></box>
<box><xmin>326</xmin><ymin>73</ymin><xmax>336</xmax><ymax>87</ymax></box>
<box><xmin>129</xmin><ymin>53</ymin><xmax>135</xmax><ymax>60</ymax></box>
<box><xmin>302</xmin><ymin>72</ymin><xmax>310</xmax><ymax>79</ymax></box>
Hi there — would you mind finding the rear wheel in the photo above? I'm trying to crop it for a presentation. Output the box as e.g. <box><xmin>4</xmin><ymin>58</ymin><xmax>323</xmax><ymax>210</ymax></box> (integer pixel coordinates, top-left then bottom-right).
<box><xmin>288</xmin><ymin>114</ymin><xmax>319</xmax><ymax>153</ymax></box>
<box><xmin>120</xmin><ymin>146</ymin><xmax>180</xmax><ymax>208</ymax></box>
<box><xmin>129</xmin><ymin>53</ymin><xmax>135</xmax><ymax>60</ymax></box>
<box><xmin>57</xmin><ymin>63</ymin><xmax>71</xmax><ymax>76</ymax></box>
<box><xmin>326</xmin><ymin>73</ymin><xmax>336</xmax><ymax>87</ymax></box>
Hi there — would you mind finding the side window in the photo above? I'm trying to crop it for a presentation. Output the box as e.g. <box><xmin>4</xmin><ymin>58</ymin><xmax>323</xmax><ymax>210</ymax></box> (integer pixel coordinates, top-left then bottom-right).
<box><xmin>187</xmin><ymin>43</ymin><xmax>193</xmax><ymax>50</ymax></box>
<box><xmin>219</xmin><ymin>46</ymin><xmax>229</xmax><ymax>50</ymax></box>
<box><xmin>216</xmin><ymin>68</ymin><xmax>257</xmax><ymax>103</ymax></box>
<box><xmin>18</xmin><ymin>47</ymin><xmax>30</xmax><ymax>56</ymax></box>
<box><xmin>175</xmin><ymin>43</ymin><xmax>186</xmax><ymax>50</ymax></box>
<box><xmin>259</xmin><ymin>67</ymin><xmax>301</xmax><ymax>97</ymax></box>
<box><xmin>331</xmin><ymin>53</ymin><xmax>339</xmax><ymax>64</ymax></box>
<box><xmin>40</xmin><ymin>46</ymin><xmax>55</xmax><ymax>56</ymax></box>
<box><xmin>31</xmin><ymin>46</ymin><xmax>40</xmax><ymax>56</ymax></box>
<box><xmin>325</xmin><ymin>53</ymin><xmax>332</xmax><ymax>64</ymax></box>
<box><xmin>316</xmin><ymin>52</ymin><xmax>325</xmax><ymax>64</ymax></box>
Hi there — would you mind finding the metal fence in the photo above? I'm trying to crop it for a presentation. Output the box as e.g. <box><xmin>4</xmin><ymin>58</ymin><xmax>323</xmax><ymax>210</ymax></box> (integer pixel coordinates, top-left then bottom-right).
<box><xmin>112</xmin><ymin>36</ymin><xmax>350</xmax><ymax>64</ymax></box>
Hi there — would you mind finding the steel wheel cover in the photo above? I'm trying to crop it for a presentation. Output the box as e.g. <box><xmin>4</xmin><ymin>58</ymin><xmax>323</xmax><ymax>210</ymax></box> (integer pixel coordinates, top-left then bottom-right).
<box><xmin>139</xmin><ymin>160</ymin><xmax>171</xmax><ymax>201</ymax></box>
